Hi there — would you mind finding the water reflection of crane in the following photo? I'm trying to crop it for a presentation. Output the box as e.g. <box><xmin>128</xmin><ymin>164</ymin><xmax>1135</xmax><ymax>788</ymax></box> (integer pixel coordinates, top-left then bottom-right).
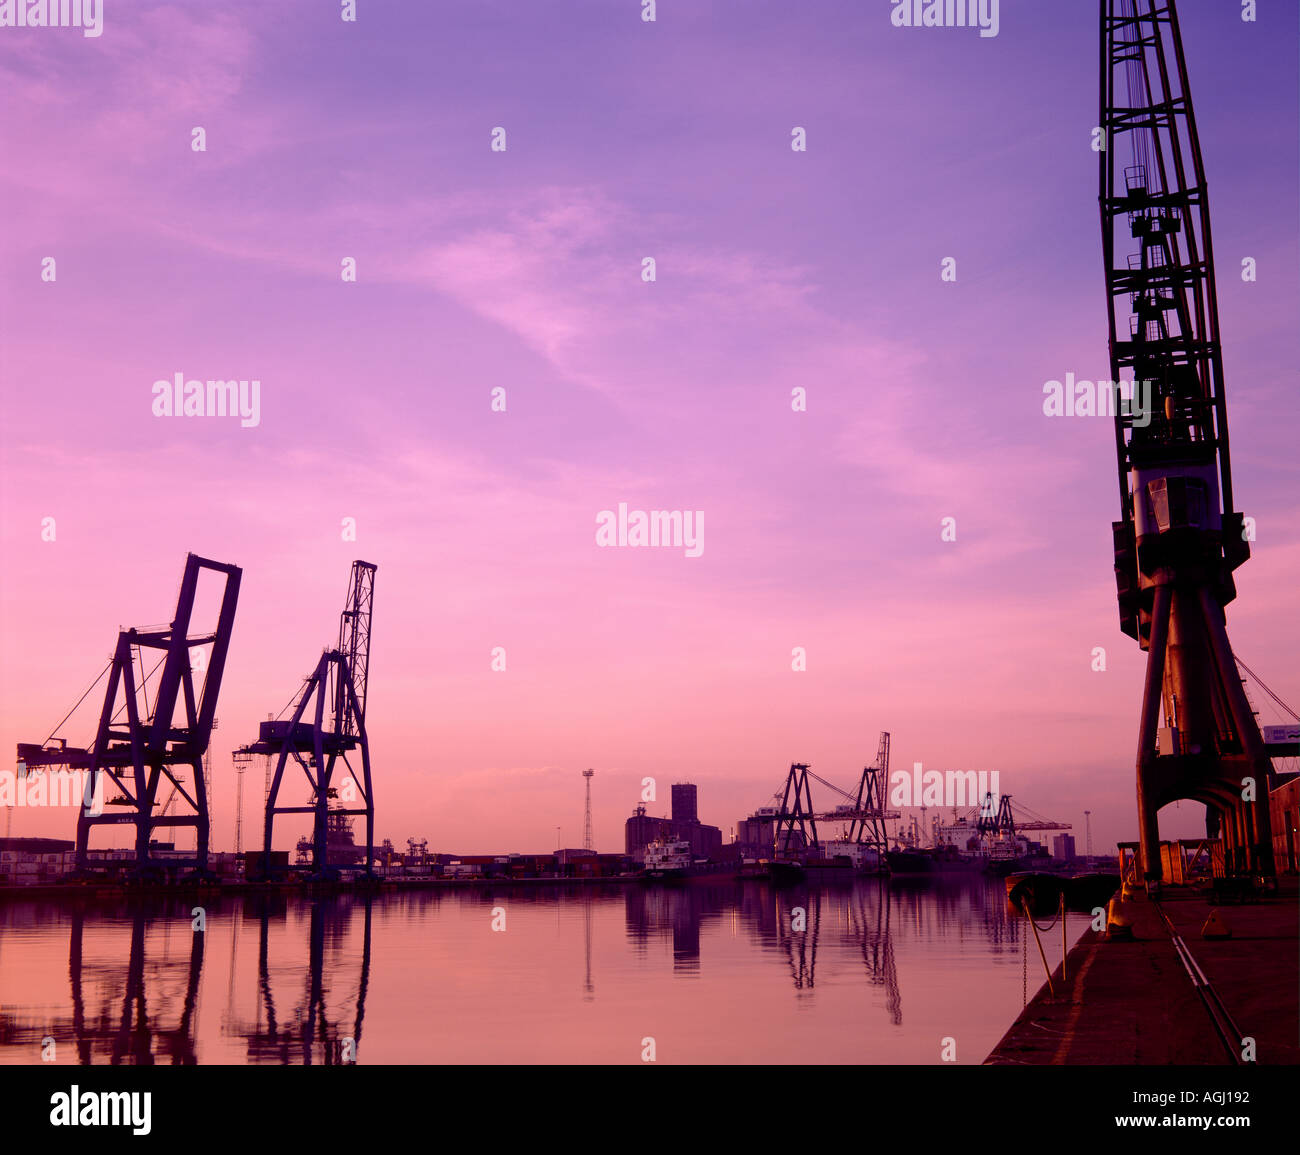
<box><xmin>72</xmin><ymin>905</ymin><xmax>204</xmax><ymax>1063</ymax></box>
<box><xmin>0</xmin><ymin>903</ymin><xmax>207</xmax><ymax>1064</ymax></box>
<box><xmin>774</xmin><ymin>889</ymin><xmax>819</xmax><ymax>991</ymax></box>
<box><xmin>221</xmin><ymin>895</ymin><xmax>372</xmax><ymax>1064</ymax></box>
<box><xmin>857</xmin><ymin>884</ymin><xmax>901</xmax><ymax>1026</ymax></box>
<box><xmin>773</xmin><ymin>885</ymin><xmax>901</xmax><ymax>1020</ymax></box>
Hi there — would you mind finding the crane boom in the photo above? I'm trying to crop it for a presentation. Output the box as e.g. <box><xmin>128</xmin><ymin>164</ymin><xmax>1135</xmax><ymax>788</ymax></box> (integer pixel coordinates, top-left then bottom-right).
<box><xmin>335</xmin><ymin>560</ymin><xmax>377</xmax><ymax>738</ymax></box>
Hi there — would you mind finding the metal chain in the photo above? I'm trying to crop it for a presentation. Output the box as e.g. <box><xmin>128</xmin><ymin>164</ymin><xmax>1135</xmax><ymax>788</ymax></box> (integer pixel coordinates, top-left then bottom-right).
<box><xmin>1022</xmin><ymin>922</ymin><xmax>1028</xmax><ymax>1007</ymax></box>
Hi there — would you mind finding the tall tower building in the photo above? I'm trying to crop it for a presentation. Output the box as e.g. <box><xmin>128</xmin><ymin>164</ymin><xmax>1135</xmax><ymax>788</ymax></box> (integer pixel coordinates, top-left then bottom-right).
<box><xmin>671</xmin><ymin>782</ymin><xmax>698</xmax><ymax>824</ymax></box>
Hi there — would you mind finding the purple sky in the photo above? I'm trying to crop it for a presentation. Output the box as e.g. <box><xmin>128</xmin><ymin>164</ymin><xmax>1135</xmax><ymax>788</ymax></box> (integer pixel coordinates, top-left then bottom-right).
<box><xmin>2</xmin><ymin>0</ymin><xmax>1296</xmax><ymax>856</ymax></box>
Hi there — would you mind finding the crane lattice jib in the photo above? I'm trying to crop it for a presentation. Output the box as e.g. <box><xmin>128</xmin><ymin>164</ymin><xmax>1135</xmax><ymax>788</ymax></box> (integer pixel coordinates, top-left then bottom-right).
<box><xmin>335</xmin><ymin>561</ymin><xmax>377</xmax><ymax>739</ymax></box>
<box><xmin>1100</xmin><ymin>0</ymin><xmax>1247</xmax><ymax>645</ymax></box>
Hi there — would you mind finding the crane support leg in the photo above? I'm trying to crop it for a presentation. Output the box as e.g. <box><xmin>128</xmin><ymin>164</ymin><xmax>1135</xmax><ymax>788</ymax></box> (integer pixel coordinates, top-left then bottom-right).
<box><xmin>1134</xmin><ymin>583</ymin><xmax>1171</xmax><ymax>883</ymax></box>
<box><xmin>1199</xmin><ymin>587</ymin><xmax>1275</xmax><ymax>877</ymax></box>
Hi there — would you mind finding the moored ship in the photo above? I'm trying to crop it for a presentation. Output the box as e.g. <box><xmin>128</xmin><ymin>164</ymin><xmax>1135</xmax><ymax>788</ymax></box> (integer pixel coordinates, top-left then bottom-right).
<box><xmin>640</xmin><ymin>837</ymin><xmax>693</xmax><ymax>880</ymax></box>
<box><xmin>640</xmin><ymin>839</ymin><xmax>738</xmax><ymax>882</ymax></box>
<box><xmin>764</xmin><ymin>857</ymin><xmax>806</xmax><ymax>885</ymax></box>
<box><xmin>885</xmin><ymin>847</ymin><xmax>933</xmax><ymax>874</ymax></box>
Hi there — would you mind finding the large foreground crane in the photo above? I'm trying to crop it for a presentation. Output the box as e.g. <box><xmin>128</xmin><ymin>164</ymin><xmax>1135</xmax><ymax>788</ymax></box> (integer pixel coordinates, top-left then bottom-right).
<box><xmin>16</xmin><ymin>553</ymin><xmax>241</xmax><ymax>877</ymax></box>
<box><xmin>240</xmin><ymin>561</ymin><xmax>377</xmax><ymax>880</ymax></box>
<box><xmin>1099</xmin><ymin>0</ymin><xmax>1273</xmax><ymax>883</ymax></box>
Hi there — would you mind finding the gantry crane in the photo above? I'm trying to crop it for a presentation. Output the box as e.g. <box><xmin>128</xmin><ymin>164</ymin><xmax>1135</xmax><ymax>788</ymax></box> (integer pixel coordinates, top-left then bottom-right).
<box><xmin>975</xmin><ymin>794</ymin><xmax>1070</xmax><ymax>840</ymax></box>
<box><xmin>843</xmin><ymin>732</ymin><xmax>897</xmax><ymax>861</ymax></box>
<box><xmin>240</xmin><ymin>561</ymin><xmax>377</xmax><ymax>880</ymax></box>
<box><xmin>769</xmin><ymin>736</ymin><xmax>901</xmax><ymax>862</ymax></box>
<box><xmin>15</xmin><ymin>553</ymin><xmax>241</xmax><ymax>877</ymax></box>
<box><xmin>1099</xmin><ymin>0</ymin><xmax>1273</xmax><ymax>882</ymax></box>
<box><xmin>773</xmin><ymin>763</ymin><xmax>817</xmax><ymax>856</ymax></box>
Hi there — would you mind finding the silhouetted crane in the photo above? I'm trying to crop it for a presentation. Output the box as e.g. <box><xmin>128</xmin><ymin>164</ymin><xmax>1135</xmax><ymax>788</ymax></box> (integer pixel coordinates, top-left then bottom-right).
<box><xmin>1099</xmin><ymin>0</ymin><xmax>1273</xmax><ymax>881</ymax></box>
<box><xmin>240</xmin><ymin>561</ymin><xmax>377</xmax><ymax>880</ymax></box>
<box><xmin>16</xmin><ymin>554</ymin><xmax>241</xmax><ymax>877</ymax></box>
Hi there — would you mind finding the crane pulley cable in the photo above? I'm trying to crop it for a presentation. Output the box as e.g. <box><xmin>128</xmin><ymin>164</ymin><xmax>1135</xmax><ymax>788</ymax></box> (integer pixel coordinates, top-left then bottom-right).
<box><xmin>1234</xmin><ymin>655</ymin><xmax>1299</xmax><ymax>723</ymax></box>
<box><xmin>805</xmin><ymin>768</ymin><xmax>858</xmax><ymax>806</ymax></box>
<box><xmin>107</xmin><ymin>651</ymin><xmax>167</xmax><ymax>730</ymax></box>
<box><xmin>39</xmin><ymin>659</ymin><xmax>113</xmax><ymax>748</ymax></box>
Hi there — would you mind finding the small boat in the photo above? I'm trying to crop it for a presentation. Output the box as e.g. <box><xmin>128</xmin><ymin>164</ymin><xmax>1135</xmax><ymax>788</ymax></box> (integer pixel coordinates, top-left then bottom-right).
<box><xmin>886</xmin><ymin>848</ymin><xmax>933</xmax><ymax>874</ymax></box>
<box><xmin>1006</xmin><ymin>871</ymin><xmax>1120</xmax><ymax>916</ymax></box>
<box><xmin>764</xmin><ymin>858</ymin><xmax>806</xmax><ymax>885</ymax></box>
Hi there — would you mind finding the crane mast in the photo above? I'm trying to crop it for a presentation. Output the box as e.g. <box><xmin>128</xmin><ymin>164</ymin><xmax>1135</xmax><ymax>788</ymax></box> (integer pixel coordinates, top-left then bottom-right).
<box><xmin>1099</xmin><ymin>0</ymin><xmax>1273</xmax><ymax>883</ymax></box>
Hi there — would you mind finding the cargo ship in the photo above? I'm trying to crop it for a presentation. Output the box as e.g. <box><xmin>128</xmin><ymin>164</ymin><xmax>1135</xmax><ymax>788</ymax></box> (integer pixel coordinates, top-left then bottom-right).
<box><xmin>734</xmin><ymin>854</ymin><xmax>806</xmax><ymax>884</ymax></box>
<box><xmin>982</xmin><ymin>835</ymin><xmax>1038</xmax><ymax>877</ymax></box>
<box><xmin>640</xmin><ymin>838</ymin><xmax>692</xmax><ymax>879</ymax></box>
<box><xmin>888</xmin><ymin>843</ymin><xmax>1037</xmax><ymax>876</ymax></box>
<box><xmin>640</xmin><ymin>838</ymin><xmax>737</xmax><ymax>882</ymax></box>
<box><xmin>813</xmin><ymin>840</ymin><xmax>886</xmax><ymax>874</ymax></box>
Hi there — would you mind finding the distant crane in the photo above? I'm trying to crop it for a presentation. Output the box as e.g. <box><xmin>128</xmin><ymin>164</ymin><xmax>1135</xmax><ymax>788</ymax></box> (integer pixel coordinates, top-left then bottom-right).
<box><xmin>232</xmin><ymin>750</ymin><xmax>251</xmax><ymax>858</ymax></box>
<box><xmin>1084</xmin><ymin>810</ymin><xmax>1094</xmax><ymax>861</ymax></box>
<box><xmin>977</xmin><ymin>794</ymin><xmax>1071</xmax><ymax>841</ymax></box>
<box><xmin>774</xmin><ymin>763</ymin><xmax>818</xmax><ymax>856</ymax></box>
<box><xmin>1100</xmin><ymin>0</ymin><xmax>1273</xmax><ymax>881</ymax></box>
<box><xmin>15</xmin><ymin>553</ymin><xmax>241</xmax><ymax>877</ymax></box>
<box><xmin>843</xmin><ymin>733</ymin><xmax>898</xmax><ymax>864</ymax></box>
<box><xmin>239</xmin><ymin>561</ymin><xmax>377</xmax><ymax>880</ymax></box>
<box><xmin>406</xmin><ymin>838</ymin><xmax>428</xmax><ymax>873</ymax></box>
<box><xmin>769</xmin><ymin>737</ymin><xmax>901</xmax><ymax>862</ymax></box>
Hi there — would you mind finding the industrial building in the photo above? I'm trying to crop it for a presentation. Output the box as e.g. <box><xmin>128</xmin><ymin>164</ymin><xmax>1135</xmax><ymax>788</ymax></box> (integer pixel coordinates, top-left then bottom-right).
<box><xmin>735</xmin><ymin>807</ymin><xmax>814</xmax><ymax>858</ymax></box>
<box><xmin>625</xmin><ymin>782</ymin><xmax>723</xmax><ymax>862</ymax></box>
<box><xmin>1052</xmin><ymin>834</ymin><xmax>1077</xmax><ymax>863</ymax></box>
<box><xmin>0</xmin><ymin>838</ymin><xmax>74</xmax><ymax>885</ymax></box>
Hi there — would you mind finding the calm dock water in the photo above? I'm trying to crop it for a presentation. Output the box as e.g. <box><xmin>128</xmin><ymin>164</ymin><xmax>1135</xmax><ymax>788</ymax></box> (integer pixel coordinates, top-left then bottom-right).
<box><xmin>0</xmin><ymin>875</ymin><xmax>1085</xmax><ymax>1065</ymax></box>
